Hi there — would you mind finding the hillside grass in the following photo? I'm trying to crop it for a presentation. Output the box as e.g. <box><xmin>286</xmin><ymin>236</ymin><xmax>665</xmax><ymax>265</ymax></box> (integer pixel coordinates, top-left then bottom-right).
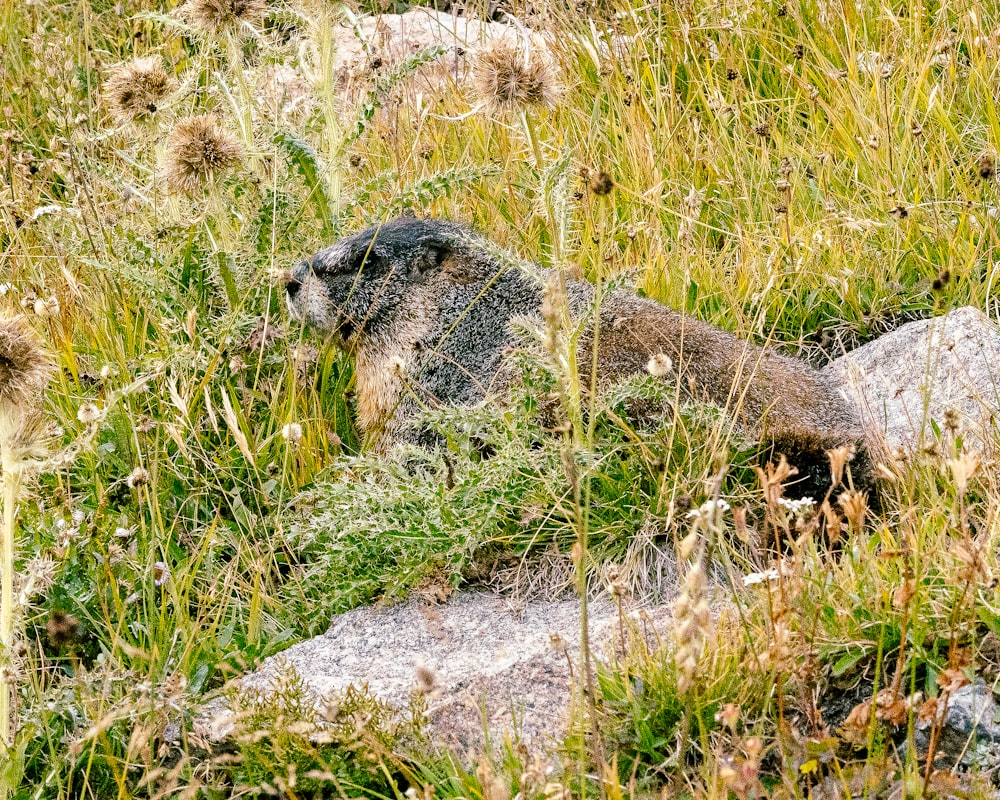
<box><xmin>1</xmin><ymin>0</ymin><xmax>999</xmax><ymax>796</ymax></box>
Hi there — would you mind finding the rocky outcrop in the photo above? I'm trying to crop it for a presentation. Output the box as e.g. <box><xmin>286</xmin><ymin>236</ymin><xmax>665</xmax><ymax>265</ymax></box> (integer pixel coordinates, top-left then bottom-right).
<box><xmin>200</xmin><ymin>592</ymin><xmax>673</xmax><ymax>749</ymax></box>
<box><xmin>824</xmin><ymin>306</ymin><xmax>1000</xmax><ymax>456</ymax></box>
<box><xmin>330</xmin><ymin>8</ymin><xmax>525</xmax><ymax>93</ymax></box>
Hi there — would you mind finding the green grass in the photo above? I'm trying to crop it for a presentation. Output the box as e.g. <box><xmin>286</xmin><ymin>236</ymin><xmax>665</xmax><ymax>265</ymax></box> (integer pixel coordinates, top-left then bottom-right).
<box><xmin>1</xmin><ymin>0</ymin><xmax>999</xmax><ymax>796</ymax></box>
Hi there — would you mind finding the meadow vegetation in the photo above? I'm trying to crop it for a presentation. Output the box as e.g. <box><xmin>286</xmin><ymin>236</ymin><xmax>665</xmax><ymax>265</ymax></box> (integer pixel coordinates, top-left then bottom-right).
<box><xmin>1</xmin><ymin>0</ymin><xmax>999</xmax><ymax>796</ymax></box>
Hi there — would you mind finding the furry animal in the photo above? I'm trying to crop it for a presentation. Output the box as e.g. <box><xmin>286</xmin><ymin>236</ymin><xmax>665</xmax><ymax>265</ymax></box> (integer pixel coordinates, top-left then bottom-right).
<box><xmin>286</xmin><ymin>217</ymin><xmax>868</xmax><ymax>497</ymax></box>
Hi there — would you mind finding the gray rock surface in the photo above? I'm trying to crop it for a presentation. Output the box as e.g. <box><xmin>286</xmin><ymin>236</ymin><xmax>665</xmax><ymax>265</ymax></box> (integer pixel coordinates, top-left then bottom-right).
<box><xmin>824</xmin><ymin>307</ymin><xmax>1000</xmax><ymax>455</ymax></box>
<box><xmin>915</xmin><ymin>680</ymin><xmax>1000</xmax><ymax>769</ymax></box>
<box><xmin>330</xmin><ymin>8</ymin><xmax>529</xmax><ymax>95</ymax></box>
<box><xmin>254</xmin><ymin>9</ymin><xmax>550</xmax><ymax>117</ymax></box>
<box><xmin>203</xmin><ymin>592</ymin><xmax>672</xmax><ymax>749</ymax></box>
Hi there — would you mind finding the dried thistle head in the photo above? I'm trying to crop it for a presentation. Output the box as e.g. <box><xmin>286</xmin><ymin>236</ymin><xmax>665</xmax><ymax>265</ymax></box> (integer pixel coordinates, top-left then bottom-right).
<box><xmin>47</xmin><ymin>610</ymin><xmax>81</xmax><ymax>649</ymax></box>
<box><xmin>180</xmin><ymin>0</ymin><xmax>266</xmax><ymax>34</ymax></box>
<box><xmin>162</xmin><ymin>115</ymin><xmax>243</xmax><ymax>194</ymax></box>
<box><xmin>978</xmin><ymin>153</ymin><xmax>995</xmax><ymax>181</ymax></box>
<box><xmin>0</xmin><ymin>315</ymin><xmax>53</xmax><ymax>410</ymax></box>
<box><xmin>475</xmin><ymin>758</ymin><xmax>510</xmax><ymax>800</ymax></box>
<box><xmin>103</xmin><ymin>57</ymin><xmax>172</xmax><ymax>124</ymax></box>
<box><xmin>947</xmin><ymin>452</ymin><xmax>981</xmax><ymax>494</ymax></box>
<box><xmin>646</xmin><ymin>352</ymin><xmax>673</xmax><ymax>378</ymax></box>
<box><xmin>472</xmin><ymin>39</ymin><xmax>563</xmax><ymax>115</ymax></box>
<box><xmin>826</xmin><ymin>443</ymin><xmax>854</xmax><ymax>489</ymax></box>
<box><xmin>753</xmin><ymin>454</ymin><xmax>797</xmax><ymax>508</ymax></box>
<box><xmin>414</xmin><ymin>663</ymin><xmax>437</xmax><ymax>694</ymax></box>
<box><xmin>589</xmin><ymin>171</ymin><xmax>614</xmax><ymax>196</ymax></box>
<box><xmin>127</xmin><ymin>466</ymin><xmax>150</xmax><ymax>489</ymax></box>
<box><xmin>0</xmin><ymin>406</ymin><xmax>53</xmax><ymax>464</ymax></box>
<box><xmin>838</xmin><ymin>489</ymin><xmax>868</xmax><ymax>532</ymax></box>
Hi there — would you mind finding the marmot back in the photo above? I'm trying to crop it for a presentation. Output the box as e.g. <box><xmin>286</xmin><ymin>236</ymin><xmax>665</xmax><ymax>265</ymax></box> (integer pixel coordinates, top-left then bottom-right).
<box><xmin>286</xmin><ymin>216</ymin><xmax>868</xmax><ymax>497</ymax></box>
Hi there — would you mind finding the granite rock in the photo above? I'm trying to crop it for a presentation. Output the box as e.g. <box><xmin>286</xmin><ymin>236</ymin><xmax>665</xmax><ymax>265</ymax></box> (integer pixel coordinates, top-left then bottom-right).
<box><xmin>824</xmin><ymin>307</ymin><xmax>1000</xmax><ymax>455</ymax></box>
<box><xmin>200</xmin><ymin>591</ymin><xmax>673</xmax><ymax>750</ymax></box>
<box><xmin>915</xmin><ymin>680</ymin><xmax>1000</xmax><ymax>770</ymax></box>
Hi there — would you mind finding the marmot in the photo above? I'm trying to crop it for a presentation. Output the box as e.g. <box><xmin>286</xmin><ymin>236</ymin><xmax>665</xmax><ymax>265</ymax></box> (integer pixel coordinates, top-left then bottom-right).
<box><xmin>286</xmin><ymin>217</ymin><xmax>868</xmax><ymax>497</ymax></box>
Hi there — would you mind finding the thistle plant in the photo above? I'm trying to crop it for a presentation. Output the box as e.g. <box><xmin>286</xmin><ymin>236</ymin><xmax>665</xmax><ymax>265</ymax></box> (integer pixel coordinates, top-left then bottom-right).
<box><xmin>0</xmin><ymin>316</ymin><xmax>53</xmax><ymax>798</ymax></box>
<box><xmin>161</xmin><ymin>114</ymin><xmax>244</xmax><ymax>195</ymax></box>
<box><xmin>472</xmin><ymin>37</ymin><xmax>566</xmax><ymax>262</ymax></box>
<box><xmin>102</xmin><ymin>57</ymin><xmax>173</xmax><ymax>125</ymax></box>
<box><xmin>178</xmin><ymin>0</ymin><xmax>267</xmax><ymax>36</ymax></box>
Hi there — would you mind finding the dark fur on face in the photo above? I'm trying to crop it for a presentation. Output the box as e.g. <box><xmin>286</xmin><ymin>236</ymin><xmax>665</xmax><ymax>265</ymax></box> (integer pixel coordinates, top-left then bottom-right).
<box><xmin>286</xmin><ymin>218</ymin><xmax>496</xmax><ymax>347</ymax></box>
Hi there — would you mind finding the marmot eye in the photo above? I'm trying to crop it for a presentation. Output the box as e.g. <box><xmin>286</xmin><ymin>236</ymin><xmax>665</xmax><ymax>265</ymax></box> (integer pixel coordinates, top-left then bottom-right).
<box><xmin>352</xmin><ymin>252</ymin><xmax>377</xmax><ymax>274</ymax></box>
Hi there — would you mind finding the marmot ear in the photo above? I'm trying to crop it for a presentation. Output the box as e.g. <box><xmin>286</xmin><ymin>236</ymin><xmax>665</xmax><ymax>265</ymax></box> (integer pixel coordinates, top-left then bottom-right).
<box><xmin>408</xmin><ymin>242</ymin><xmax>452</xmax><ymax>279</ymax></box>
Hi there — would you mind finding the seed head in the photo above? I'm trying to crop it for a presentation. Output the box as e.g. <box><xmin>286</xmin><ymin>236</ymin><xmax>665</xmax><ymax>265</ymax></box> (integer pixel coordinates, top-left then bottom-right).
<box><xmin>33</xmin><ymin>296</ymin><xmax>59</xmax><ymax>318</ymax></box>
<box><xmin>414</xmin><ymin>663</ymin><xmax>437</xmax><ymax>694</ymax></box>
<box><xmin>127</xmin><ymin>466</ymin><xmax>150</xmax><ymax>489</ymax></box>
<box><xmin>180</xmin><ymin>0</ymin><xmax>266</xmax><ymax>34</ymax></box>
<box><xmin>947</xmin><ymin>452</ymin><xmax>981</xmax><ymax>494</ymax></box>
<box><xmin>838</xmin><ymin>489</ymin><xmax>868</xmax><ymax>532</ymax></box>
<box><xmin>978</xmin><ymin>153</ymin><xmax>995</xmax><ymax>181</ymax></box>
<box><xmin>103</xmin><ymin>57</ymin><xmax>172</xmax><ymax>124</ymax></box>
<box><xmin>472</xmin><ymin>40</ymin><xmax>563</xmax><ymax>115</ymax></box>
<box><xmin>932</xmin><ymin>268</ymin><xmax>950</xmax><ymax>291</ymax></box>
<box><xmin>162</xmin><ymin>115</ymin><xmax>243</xmax><ymax>194</ymax></box>
<box><xmin>77</xmin><ymin>403</ymin><xmax>103</xmax><ymax>425</ymax></box>
<box><xmin>589</xmin><ymin>171</ymin><xmax>614</xmax><ymax>196</ymax></box>
<box><xmin>47</xmin><ymin>611</ymin><xmax>81</xmax><ymax>649</ymax></box>
<box><xmin>826</xmin><ymin>443</ymin><xmax>854</xmax><ymax>488</ymax></box>
<box><xmin>281</xmin><ymin>422</ymin><xmax>303</xmax><ymax>443</ymax></box>
<box><xmin>153</xmin><ymin>560</ymin><xmax>171</xmax><ymax>587</ymax></box>
<box><xmin>0</xmin><ymin>315</ymin><xmax>52</xmax><ymax>410</ymax></box>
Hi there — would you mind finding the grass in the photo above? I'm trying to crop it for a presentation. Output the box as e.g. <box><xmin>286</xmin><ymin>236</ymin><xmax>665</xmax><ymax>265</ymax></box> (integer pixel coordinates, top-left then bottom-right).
<box><xmin>0</xmin><ymin>0</ymin><xmax>999</xmax><ymax>796</ymax></box>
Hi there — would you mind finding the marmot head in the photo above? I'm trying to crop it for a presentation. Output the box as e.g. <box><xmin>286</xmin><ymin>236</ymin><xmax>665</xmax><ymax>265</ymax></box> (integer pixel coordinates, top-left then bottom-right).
<box><xmin>286</xmin><ymin>217</ymin><xmax>493</xmax><ymax>347</ymax></box>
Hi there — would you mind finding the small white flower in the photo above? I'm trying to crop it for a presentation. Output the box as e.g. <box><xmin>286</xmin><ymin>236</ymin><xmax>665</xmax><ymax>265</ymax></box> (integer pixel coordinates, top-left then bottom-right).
<box><xmin>743</xmin><ymin>568</ymin><xmax>780</xmax><ymax>586</ymax></box>
<box><xmin>33</xmin><ymin>296</ymin><xmax>60</xmax><ymax>317</ymax></box>
<box><xmin>153</xmin><ymin>561</ymin><xmax>170</xmax><ymax>587</ymax></box>
<box><xmin>77</xmin><ymin>402</ymin><xmax>103</xmax><ymax>424</ymax></box>
<box><xmin>686</xmin><ymin>499</ymin><xmax>731</xmax><ymax>523</ymax></box>
<box><xmin>646</xmin><ymin>352</ymin><xmax>673</xmax><ymax>378</ymax></box>
<box><xmin>281</xmin><ymin>422</ymin><xmax>303</xmax><ymax>443</ymax></box>
<box><xmin>778</xmin><ymin>496</ymin><xmax>815</xmax><ymax>516</ymax></box>
<box><xmin>30</xmin><ymin>204</ymin><xmax>63</xmax><ymax>221</ymax></box>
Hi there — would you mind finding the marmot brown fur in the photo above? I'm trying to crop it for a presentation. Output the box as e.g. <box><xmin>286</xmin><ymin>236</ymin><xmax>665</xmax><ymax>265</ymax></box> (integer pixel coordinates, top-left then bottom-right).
<box><xmin>286</xmin><ymin>217</ymin><xmax>868</xmax><ymax>498</ymax></box>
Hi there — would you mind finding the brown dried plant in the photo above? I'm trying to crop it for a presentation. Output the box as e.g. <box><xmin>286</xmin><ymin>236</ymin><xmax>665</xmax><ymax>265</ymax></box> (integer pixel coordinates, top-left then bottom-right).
<box><xmin>180</xmin><ymin>0</ymin><xmax>266</xmax><ymax>34</ymax></box>
<box><xmin>0</xmin><ymin>315</ymin><xmax>52</xmax><ymax>781</ymax></box>
<box><xmin>103</xmin><ymin>57</ymin><xmax>172</xmax><ymax>124</ymax></box>
<box><xmin>472</xmin><ymin>39</ymin><xmax>564</xmax><ymax>116</ymax></box>
<box><xmin>162</xmin><ymin>115</ymin><xmax>243</xmax><ymax>194</ymax></box>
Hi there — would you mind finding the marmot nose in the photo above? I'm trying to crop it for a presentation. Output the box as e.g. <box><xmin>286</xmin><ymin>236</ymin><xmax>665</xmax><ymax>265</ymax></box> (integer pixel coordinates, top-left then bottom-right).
<box><xmin>286</xmin><ymin>274</ymin><xmax>302</xmax><ymax>300</ymax></box>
